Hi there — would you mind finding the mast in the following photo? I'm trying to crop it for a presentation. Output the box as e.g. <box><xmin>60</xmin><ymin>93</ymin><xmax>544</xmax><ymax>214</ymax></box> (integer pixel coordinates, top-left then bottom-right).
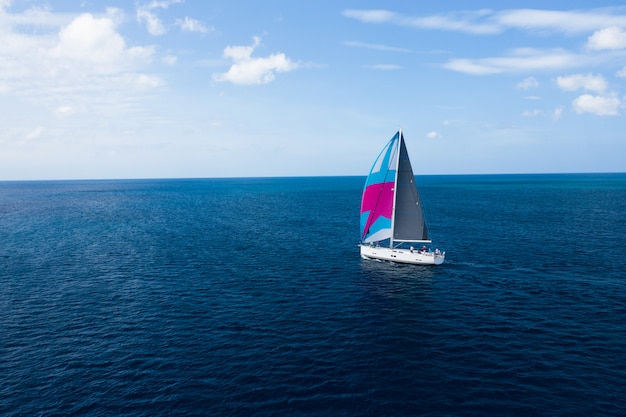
<box><xmin>388</xmin><ymin>129</ymin><xmax>402</xmax><ymax>248</ymax></box>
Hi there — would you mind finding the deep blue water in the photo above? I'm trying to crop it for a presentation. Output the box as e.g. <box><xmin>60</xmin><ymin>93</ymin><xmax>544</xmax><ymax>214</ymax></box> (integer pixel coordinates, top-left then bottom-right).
<box><xmin>1</xmin><ymin>174</ymin><xmax>625</xmax><ymax>416</ymax></box>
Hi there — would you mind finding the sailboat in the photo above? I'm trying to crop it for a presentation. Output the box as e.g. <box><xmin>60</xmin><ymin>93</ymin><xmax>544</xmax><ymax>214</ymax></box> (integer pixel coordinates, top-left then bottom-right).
<box><xmin>359</xmin><ymin>130</ymin><xmax>445</xmax><ymax>265</ymax></box>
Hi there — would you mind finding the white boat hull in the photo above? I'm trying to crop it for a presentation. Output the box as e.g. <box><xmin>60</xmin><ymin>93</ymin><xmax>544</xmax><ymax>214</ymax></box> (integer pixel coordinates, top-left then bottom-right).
<box><xmin>360</xmin><ymin>244</ymin><xmax>445</xmax><ymax>265</ymax></box>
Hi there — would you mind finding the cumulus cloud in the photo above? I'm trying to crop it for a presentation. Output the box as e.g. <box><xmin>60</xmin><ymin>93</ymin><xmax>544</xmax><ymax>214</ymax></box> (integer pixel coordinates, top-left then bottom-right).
<box><xmin>213</xmin><ymin>37</ymin><xmax>299</xmax><ymax>85</ymax></box>
<box><xmin>516</xmin><ymin>76</ymin><xmax>539</xmax><ymax>90</ymax></box>
<box><xmin>50</xmin><ymin>13</ymin><xmax>154</xmax><ymax>72</ymax></box>
<box><xmin>572</xmin><ymin>93</ymin><xmax>620</xmax><ymax>115</ymax></box>
<box><xmin>0</xmin><ymin>9</ymin><xmax>155</xmax><ymax>81</ymax></box>
<box><xmin>556</xmin><ymin>74</ymin><xmax>607</xmax><ymax>93</ymax></box>
<box><xmin>556</xmin><ymin>74</ymin><xmax>618</xmax><ymax>116</ymax></box>
<box><xmin>0</xmin><ymin>5</ymin><xmax>160</xmax><ymax>119</ymax></box>
<box><xmin>426</xmin><ymin>131</ymin><xmax>441</xmax><ymax>139</ymax></box>
<box><xmin>586</xmin><ymin>26</ymin><xmax>626</xmax><ymax>51</ymax></box>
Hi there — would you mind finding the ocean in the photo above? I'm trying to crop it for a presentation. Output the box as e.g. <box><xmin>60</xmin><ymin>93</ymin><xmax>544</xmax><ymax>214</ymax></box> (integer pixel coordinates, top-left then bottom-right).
<box><xmin>1</xmin><ymin>174</ymin><xmax>625</xmax><ymax>416</ymax></box>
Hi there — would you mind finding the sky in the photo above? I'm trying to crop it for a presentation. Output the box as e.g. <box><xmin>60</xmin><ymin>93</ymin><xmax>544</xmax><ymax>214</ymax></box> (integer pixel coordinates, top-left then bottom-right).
<box><xmin>2</xmin><ymin>0</ymin><xmax>626</xmax><ymax>180</ymax></box>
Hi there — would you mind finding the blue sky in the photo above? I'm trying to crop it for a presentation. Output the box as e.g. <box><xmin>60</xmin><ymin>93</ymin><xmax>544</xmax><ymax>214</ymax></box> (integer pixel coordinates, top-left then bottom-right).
<box><xmin>2</xmin><ymin>0</ymin><xmax>626</xmax><ymax>180</ymax></box>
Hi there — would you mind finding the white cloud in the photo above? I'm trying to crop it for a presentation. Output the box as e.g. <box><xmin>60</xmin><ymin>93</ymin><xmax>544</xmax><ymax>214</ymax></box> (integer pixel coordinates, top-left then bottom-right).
<box><xmin>496</xmin><ymin>9</ymin><xmax>626</xmax><ymax>34</ymax></box>
<box><xmin>408</xmin><ymin>9</ymin><xmax>499</xmax><ymax>34</ymax></box>
<box><xmin>55</xmin><ymin>105</ymin><xmax>75</xmax><ymax>116</ymax></box>
<box><xmin>444</xmin><ymin>48</ymin><xmax>580</xmax><ymax>75</ymax></box>
<box><xmin>342</xmin><ymin>9</ymin><xmax>397</xmax><ymax>24</ymax></box>
<box><xmin>617</xmin><ymin>66</ymin><xmax>626</xmax><ymax>77</ymax></box>
<box><xmin>517</xmin><ymin>76</ymin><xmax>539</xmax><ymax>89</ymax></box>
<box><xmin>572</xmin><ymin>93</ymin><xmax>620</xmax><ymax>115</ymax></box>
<box><xmin>26</xmin><ymin>126</ymin><xmax>44</xmax><ymax>140</ymax></box>
<box><xmin>552</xmin><ymin>107</ymin><xmax>564</xmax><ymax>121</ymax></box>
<box><xmin>343</xmin><ymin>8</ymin><xmax>499</xmax><ymax>34</ymax></box>
<box><xmin>557</xmin><ymin>74</ymin><xmax>619</xmax><ymax>116</ymax></box>
<box><xmin>176</xmin><ymin>16</ymin><xmax>212</xmax><ymax>33</ymax></box>
<box><xmin>137</xmin><ymin>6</ymin><xmax>165</xmax><ymax>35</ymax></box>
<box><xmin>444</xmin><ymin>59</ymin><xmax>500</xmax><ymax>75</ymax></box>
<box><xmin>50</xmin><ymin>13</ymin><xmax>153</xmax><ymax>72</ymax></box>
<box><xmin>0</xmin><ymin>9</ymin><xmax>154</xmax><ymax>82</ymax></box>
<box><xmin>344</xmin><ymin>8</ymin><xmax>626</xmax><ymax>77</ymax></box>
<box><xmin>366</xmin><ymin>64</ymin><xmax>402</xmax><ymax>70</ymax></box>
<box><xmin>136</xmin><ymin>0</ymin><xmax>182</xmax><ymax>36</ymax></box>
<box><xmin>343</xmin><ymin>41</ymin><xmax>411</xmax><ymax>53</ymax></box>
<box><xmin>1</xmin><ymin>4</ymin><xmax>77</xmax><ymax>28</ymax></box>
<box><xmin>343</xmin><ymin>8</ymin><xmax>626</xmax><ymax>35</ymax></box>
<box><xmin>521</xmin><ymin>109</ymin><xmax>543</xmax><ymax>117</ymax></box>
<box><xmin>213</xmin><ymin>37</ymin><xmax>300</xmax><ymax>85</ymax></box>
<box><xmin>519</xmin><ymin>107</ymin><xmax>568</xmax><ymax>120</ymax></box>
<box><xmin>162</xmin><ymin>54</ymin><xmax>178</xmax><ymax>65</ymax></box>
<box><xmin>556</xmin><ymin>74</ymin><xmax>607</xmax><ymax>93</ymax></box>
<box><xmin>0</xmin><ymin>5</ymin><xmax>161</xmax><ymax>123</ymax></box>
<box><xmin>586</xmin><ymin>26</ymin><xmax>626</xmax><ymax>50</ymax></box>
<box><xmin>117</xmin><ymin>73</ymin><xmax>164</xmax><ymax>90</ymax></box>
<box><xmin>426</xmin><ymin>131</ymin><xmax>441</xmax><ymax>139</ymax></box>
